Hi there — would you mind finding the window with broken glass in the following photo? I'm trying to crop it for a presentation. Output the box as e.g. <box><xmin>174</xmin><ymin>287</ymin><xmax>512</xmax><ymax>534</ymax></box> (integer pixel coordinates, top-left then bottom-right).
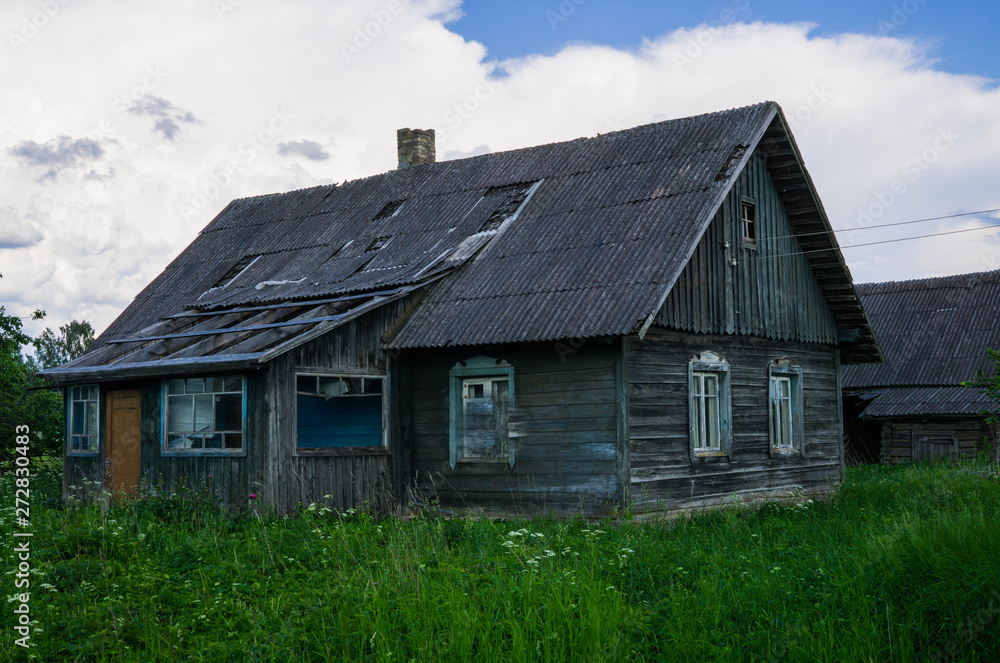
<box><xmin>449</xmin><ymin>357</ymin><xmax>515</xmax><ymax>468</ymax></box>
<box><xmin>163</xmin><ymin>376</ymin><xmax>245</xmax><ymax>455</ymax></box>
<box><xmin>68</xmin><ymin>385</ymin><xmax>99</xmax><ymax>455</ymax></box>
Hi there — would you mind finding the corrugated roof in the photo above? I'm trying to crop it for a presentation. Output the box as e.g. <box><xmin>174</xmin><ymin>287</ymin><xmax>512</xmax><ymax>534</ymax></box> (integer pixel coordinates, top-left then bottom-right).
<box><xmin>843</xmin><ymin>269</ymin><xmax>1000</xmax><ymax>418</ymax></box>
<box><xmin>42</xmin><ymin>101</ymin><xmax>878</xmax><ymax>382</ymax></box>
<box><xmin>852</xmin><ymin>386</ymin><xmax>994</xmax><ymax>418</ymax></box>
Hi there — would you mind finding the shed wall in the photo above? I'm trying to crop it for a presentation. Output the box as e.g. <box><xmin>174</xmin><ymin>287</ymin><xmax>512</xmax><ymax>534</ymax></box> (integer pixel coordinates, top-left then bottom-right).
<box><xmin>878</xmin><ymin>419</ymin><xmax>987</xmax><ymax>464</ymax></box>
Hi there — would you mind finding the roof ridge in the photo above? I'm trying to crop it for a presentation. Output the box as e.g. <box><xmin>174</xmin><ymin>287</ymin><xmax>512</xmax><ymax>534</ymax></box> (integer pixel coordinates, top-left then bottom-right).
<box><xmin>857</xmin><ymin>268</ymin><xmax>1000</xmax><ymax>293</ymax></box>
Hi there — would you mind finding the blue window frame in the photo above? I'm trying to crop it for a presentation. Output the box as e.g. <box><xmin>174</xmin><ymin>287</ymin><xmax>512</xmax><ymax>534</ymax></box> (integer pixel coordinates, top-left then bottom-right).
<box><xmin>68</xmin><ymin>385</ymin><xmax>100</xmax><ymax>456</ymax></box>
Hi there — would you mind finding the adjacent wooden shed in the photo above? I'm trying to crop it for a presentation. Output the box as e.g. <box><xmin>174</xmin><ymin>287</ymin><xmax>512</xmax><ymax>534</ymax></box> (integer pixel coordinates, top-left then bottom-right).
<box><xmin>42</xmin><ymin>102</ymin><xmax>881</xmax><ymax>516</ymax></box>
<box><xmin>842</xmin><ymin>270</ymin><xmax>999</xmax><ymax>464</ymax></box>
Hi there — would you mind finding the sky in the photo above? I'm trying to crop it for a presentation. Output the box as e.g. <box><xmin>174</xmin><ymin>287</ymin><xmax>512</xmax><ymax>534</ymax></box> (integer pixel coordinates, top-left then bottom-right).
<box><xmin>1</xmin><ymin>0</ymin><xmax>999</xmax><ymax>339</ymax></box>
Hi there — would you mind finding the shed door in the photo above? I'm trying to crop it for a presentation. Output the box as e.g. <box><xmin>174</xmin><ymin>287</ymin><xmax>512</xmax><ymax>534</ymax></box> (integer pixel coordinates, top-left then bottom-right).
<box><xmin>105</xmin><ymin>390</ymin><xmax>141</xmax><ymax>495</ymax></box>
<box><xmin>912</xmin><ymin>433</ymin><xmax>958</xmax><ymax>462</ymax></box>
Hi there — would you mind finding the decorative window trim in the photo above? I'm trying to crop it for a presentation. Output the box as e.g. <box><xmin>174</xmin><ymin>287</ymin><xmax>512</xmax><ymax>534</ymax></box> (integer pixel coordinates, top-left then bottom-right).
<box><xmin>688</xmin><ymin>351</ymin><xmax>732</xmax><ymax>461</ymax></box>
<box><xmin>449</xmin><ymin>356</ymin><xmax>515</xmax><ymax>470</ymax></box>
<box><xmin>768</xmin><ymin>357</ymin><xmax>805</xmax><ymax>456</ymax></box>
<box><xmin>67</xmin><ymin>384</ymin><xmax>100</xmax><ymax>456</ymax></box>
<box><xmin>292</xmin><ymin>370</ymin><xmax>389</xmax><ymax>457</ymax></box>
<box><xmin>161</xmin><ymin>375</ymin><xmax>247</xmax><ymax>457</ymax></box>
<box><xmin>740</xmin><ymin>197</ymin><xmax>757</xmax><ymax>249</ymax></box>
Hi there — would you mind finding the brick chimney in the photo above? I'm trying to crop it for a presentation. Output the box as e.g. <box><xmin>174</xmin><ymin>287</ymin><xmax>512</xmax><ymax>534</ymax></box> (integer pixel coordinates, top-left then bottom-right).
<box><xmin>397</xmin><ymin>128</ymin><xmax>435</xmax><ymax>169</ymax></box>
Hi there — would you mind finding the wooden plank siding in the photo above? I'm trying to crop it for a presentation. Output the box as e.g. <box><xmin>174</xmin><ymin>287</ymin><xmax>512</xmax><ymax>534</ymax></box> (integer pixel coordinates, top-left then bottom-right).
<box><xmin>878</xmin><ymin>419</ymin><xmax>986</xmax><ymax>464</ymax></box>
<box><xmin>264</xmin><ymin>296</ymin><xmax>412</xmax><ymax>515</ymax></box>
<box><xmin>628</xmin><ymin>329</ymin><xmax>841</xmax><ymax>514</ymax></box>
<box><xmin>406</xmin><ymin>341</ymin><xmax>620</xmax><ymax>515</ymax></box>
<box><xmin>657</xmin><ymin>146</ymin><xmax>838</xmax><ymax>345</ymax></box>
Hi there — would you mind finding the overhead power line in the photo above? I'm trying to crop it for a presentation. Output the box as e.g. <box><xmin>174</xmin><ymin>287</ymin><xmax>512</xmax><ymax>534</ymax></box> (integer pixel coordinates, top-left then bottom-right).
<box><xmin>765</xmin><ymin>207</ymin><xmax>1000</xmax><ymax>242</ymax></box>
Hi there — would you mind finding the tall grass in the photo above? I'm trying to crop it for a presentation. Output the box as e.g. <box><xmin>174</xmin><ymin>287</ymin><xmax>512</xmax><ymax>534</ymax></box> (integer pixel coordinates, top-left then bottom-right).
<box><xmin>3</xmin><ymin>460</ymin><xmax>999</xmax><ymax>661</ymax></box>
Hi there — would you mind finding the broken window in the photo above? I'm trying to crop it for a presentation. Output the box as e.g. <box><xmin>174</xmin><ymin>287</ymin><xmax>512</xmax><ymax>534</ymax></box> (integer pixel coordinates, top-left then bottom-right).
<box><xmin>68</xmin><ymin>385</ymin><xmax>99</xmax><ymax>455</ymax></box>
<box><xmin>449</xmin><ymin>356</ymin><xmax>515</xmax><ymax>468</ymax></box>
<box><xmin>295</xmin><ymin>374</ymin><xmax>385</xmax><ymax>451</ymax></box>
<box><xmin>741</xmin><ymin>200</ymin><xmax>756</xmax><ymax>245</ymax></box>
<box><xmin>768</xmin><ymin>358</ymin><xmax>803</xmax><ymax>454</ymax></box>
<box><xmin>163</xmin><ymin>376</ymin><xmax>244</xmax><ymax>454</ymax></box>
<box><xmin>478</xmin><ymin>181</ymin><xmax>535</xmax><ymax>232</ymax></box>
<box><xmin>688</xmin><ymin>351</ymin><xmax>731</xmax><ymax>460</ymax></box>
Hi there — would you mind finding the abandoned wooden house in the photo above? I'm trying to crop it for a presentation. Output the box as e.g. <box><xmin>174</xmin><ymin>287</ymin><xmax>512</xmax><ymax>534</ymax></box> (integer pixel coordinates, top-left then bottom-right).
<box><xmin>41</xmin><ymin>101</ymin><xmax>882</xmax><ymax>516</ymax></box>
<box><xmin>842</xmin><ymin>270</ymin><xmax>999</xmax><ymax>464</ymax></box>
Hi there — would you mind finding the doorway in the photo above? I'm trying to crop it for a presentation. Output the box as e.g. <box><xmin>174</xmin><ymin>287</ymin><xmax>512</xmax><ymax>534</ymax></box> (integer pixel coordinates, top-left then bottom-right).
<box><xmin>105</xmin><ymin>390</ymin><xmax>141</xmax><ymax>495</ymax></box>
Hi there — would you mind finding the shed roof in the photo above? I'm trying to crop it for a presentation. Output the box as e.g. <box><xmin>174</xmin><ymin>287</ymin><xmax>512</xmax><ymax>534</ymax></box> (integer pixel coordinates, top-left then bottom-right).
<box><xmin>41</xmin><ymin>101</ymin><xmax>878</xmax><ymax>383</ymax></box>
<box><xmin>843</xmin><ymin>269</ymin><xmax>1000</xmax><ymax>418</ymax></box>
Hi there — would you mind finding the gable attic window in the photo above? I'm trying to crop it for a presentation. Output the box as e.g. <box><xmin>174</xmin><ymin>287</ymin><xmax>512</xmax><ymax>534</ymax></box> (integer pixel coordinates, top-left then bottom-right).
<box><xmin>68</xmin><ymin>385</ymin><xmax>99</xmax><ymax>455</ymax></box>
<box><xmin>294</xmin><ymin>373</ymin><xmax>386</xmax><ymax>454</ymax></box>
<box><xmin>688</xmin><ymin>351</ymin><xmax>732</xmax><ymax>460</ymax></box>
<box><xmin>162</xmin><ymin>376</ymin><xmax>245</xmax><ymax>456</ymax></box>
<box><xmin>449</xmin><ymin>356</ymin><xmax>515</xmax><ymax>469</ymax></box>
<box><xmin>741</xmin><ymin>200</ymin><xmax>756</xmax><ymax>246</ymax></box>
<box><xmin>478</xmin><ymin>182</ymin><xmax>536</xmax><ymax>233</ymax></box>
<box><xmin>768</xmin><ymin>358</ymin><xmax>804</xmax><ymax>455</ymax></box>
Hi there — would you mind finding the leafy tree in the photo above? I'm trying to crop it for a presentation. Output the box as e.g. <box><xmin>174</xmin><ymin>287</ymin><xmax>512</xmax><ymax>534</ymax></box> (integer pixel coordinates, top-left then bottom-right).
<box><xmin>34</xmin><ymin>319</ymin><xmax>96</xmax><ymax>369</ymax></box>
<box><xmin>1</xmin><ymin>306</ymin><xmax>64</xmax><ymax>462</ymax></box>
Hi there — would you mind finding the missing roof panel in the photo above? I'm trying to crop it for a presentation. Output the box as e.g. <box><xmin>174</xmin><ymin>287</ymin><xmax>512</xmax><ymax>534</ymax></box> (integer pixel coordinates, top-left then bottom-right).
<box><xmin>212</xmin><ymin>255</ymin><xmax>259</xmax><ymax>289</ymax></box>
<box><xmin>479</xmin><ymin>181</ymin><xmax>536</xmax><ymax>233</ymax></box>
<box><xmin>366</xmin><ymin>236</ymin><xmax>393</xmax><ymax>252</ymax></box>
<box><xmin>372</xmin><ymin>200</ymin><xmax>404</xmax><ymax>221</ymax></box>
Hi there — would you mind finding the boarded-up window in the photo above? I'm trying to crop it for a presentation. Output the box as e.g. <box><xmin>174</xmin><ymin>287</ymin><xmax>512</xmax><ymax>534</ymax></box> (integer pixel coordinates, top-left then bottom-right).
<box><xmin>69</xmin><ymin>385</ymin><xmax>100</xmax><ymax>455</ymax></box>
<box><xmin>295</xmin><ymin>375</ymin><xmax>384</xmax><ymax>451</ymax></box>
<box><xmin>449</xmin><ymin>356</ymin><xmax>515</xmax><ymax>469</ymax></box>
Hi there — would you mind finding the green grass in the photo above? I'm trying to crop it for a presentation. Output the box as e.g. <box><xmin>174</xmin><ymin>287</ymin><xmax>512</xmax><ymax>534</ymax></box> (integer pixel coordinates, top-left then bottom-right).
<box><xmin>3</xmin><ymin>460</ymin><xmax>1000</xmax><ymax>662</ymax></box>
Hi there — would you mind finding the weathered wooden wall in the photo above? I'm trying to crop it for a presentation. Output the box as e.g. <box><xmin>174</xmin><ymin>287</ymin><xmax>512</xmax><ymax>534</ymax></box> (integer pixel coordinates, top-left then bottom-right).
<box><xmin>264</xmin><ymin>298</ymin><xmax>413</xmax><ymax>515</ymax></box>
<box><xmin>657</xmin><ymin>147</ymin><xmax>838</xmax><ymax>345</ymax></box>
<box><xmin>406</xmin><ymin>341</ymin><xmax>620</xmax><ymax>515</ymax></box>
<box><xmin>878</xmin><ymin>419</ymin><xmax>987</xmax><ymax>464</ymax></box>
<box><xmin>628</xmin><ymin>329</ymin><xmax>842</xmax><ymax>514</ymax></box>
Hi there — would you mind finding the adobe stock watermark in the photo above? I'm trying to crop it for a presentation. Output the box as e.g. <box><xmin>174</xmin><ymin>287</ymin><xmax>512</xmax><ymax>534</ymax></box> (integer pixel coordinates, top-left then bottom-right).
<box><xmin>213</xmin><ymin>0</ymin><xmax>244</xmax><ymax>20</ymax></box>
<box><xmin>179</xmin><ymin>108</ymin><xmax>295</xmax><ymax>220</ymax></box>
<box><xmin>846</xmin><ymin>127</ymin><xmax>959</xmax><ymax>243</ymax></box>
<box><xmin>7</xmin><ymin>0</ymin><xmax>72</xmax><ymax>53</ymax></box>
<box><xmin>83</xmin><ymin>65</ymin><xmax>170</xmax><ymax>143</ymax></box>
<box><xmin>340</xmin><ymin>1</ymin><xmax>404</xmax><ymax>63</ymax></box>
<box><xmin>545</xmin><ymin>0</ymin><xmax>586</xmax><ymax>30</ymax></box>
<box><xmin>440</xmin><ymin>77</ymin><xmax>497</xmax><ymax>140</ymax></box>
<box><xmin>672</xmin><ymin>0</ymin><xmax>751</xmax><ymax>72</ymax></box>
<box><xmin>11</xmin><ymin>424</ymin><xmax>34</xmax><ymax>648</ymax></box>
<box><xmin>878</xmin><ymin>0</ymin><xmax>930</xmax><ymax>36</ymax></box>
<box><xmin>784</xmin><ymin>84</ymin><xmax>833</xmax><ymax>130</ymax></box>
<box><xmin>930</xmin><ymin>589</ymin><xmax>1000</xmax><ymax>662</ymax></box>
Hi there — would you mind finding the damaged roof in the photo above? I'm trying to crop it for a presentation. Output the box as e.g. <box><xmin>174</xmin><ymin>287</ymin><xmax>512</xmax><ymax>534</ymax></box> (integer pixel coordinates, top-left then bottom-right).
<box><xmin>843</xmin><ymin>269</ymin><xmax>1000</xmax><ymax>418</ymax></box>
<box><xmin>42</xmin><ymin>101</ymin><xmax>878</xmax><ymax>383</ymax></box>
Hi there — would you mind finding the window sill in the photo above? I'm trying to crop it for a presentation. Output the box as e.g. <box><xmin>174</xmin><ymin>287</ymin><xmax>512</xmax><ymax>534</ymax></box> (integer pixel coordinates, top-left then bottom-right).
<box><xmin>770</xmin><ymin>446</ymin><xmax>802</xmax><ymax>456</ymax></box>
<box><xmin>294</xmin><ymin>446</ymin><xmax>389</xmax><ymax>458</ymax></box>
<box><xmin>457</xmin><ymin>456</ymin><xmax>513</xmax><ymax>464</ymax></box>
<box><xmin>67</xmin><ymin>451</ymin><xmax>100</xmax><ymax>458</ymax></box>
<box><xmin>161</xmin><ymin>450</ymin><xmax>247</xmax><ymax>458</ymax></box>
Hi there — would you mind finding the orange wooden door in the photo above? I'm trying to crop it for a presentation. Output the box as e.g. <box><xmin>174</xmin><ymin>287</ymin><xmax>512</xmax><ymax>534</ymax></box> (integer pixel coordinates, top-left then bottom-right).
<box><xmin>105</xmin><ymin>390</ymin><xmax>141</xmax><ymax>496</ymax></box>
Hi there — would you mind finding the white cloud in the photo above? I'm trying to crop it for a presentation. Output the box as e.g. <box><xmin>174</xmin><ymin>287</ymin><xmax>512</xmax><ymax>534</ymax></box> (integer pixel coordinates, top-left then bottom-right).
<box><xmin>1</xmin><ymin>1</ymin><xmax>998</xmax><ymax>340</ymax></box>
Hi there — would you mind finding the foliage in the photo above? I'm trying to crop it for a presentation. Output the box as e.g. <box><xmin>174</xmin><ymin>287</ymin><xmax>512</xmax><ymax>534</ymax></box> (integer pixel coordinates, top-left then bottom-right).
<box><xmin>964</xmin><ymin>348</ymin><xmax>1000</xmax><ymax>424</ymax></box>
<box><xmin>0</xmin><ymin>306</ymin><xmax>63</xmax><ymax>461</ymax></box>
<box><xmin>34</xmin><ymin>320</ymin><xmax>96</xmax><ymax>370</ymax></box>
<box><xmin>2</xmin><ymin>462</ymin><xmax>999</xmax><ymax>661</ymax></box>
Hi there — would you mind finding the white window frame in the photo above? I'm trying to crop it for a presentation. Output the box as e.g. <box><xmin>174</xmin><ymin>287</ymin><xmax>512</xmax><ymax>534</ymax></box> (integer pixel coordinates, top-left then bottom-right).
<box><xmin>449</xmin><ymin>356</ymin><xmax>515</xmax><ymax>469</ymax></box>
<box><xmin>161</xmin><ymin>375</ymin><xmax>246</xmax><ymax>457</ymax></box>
<box><xmin>688</xmin><ymin>351</ymin><xmax>732</xmax><ymax>461</ymax></box>
<box><xmin>768</xmin><ymin>358</ymin><xmax>804</xmax><ymax>456</ymax></box>
<box><xmin>68</xmin><ymin>384</ymin><xmax>100</xmax><ymax>456</ymax></box>
<box><xmin>292</xmin><ymin>370</ymin><xmax>388</xmax><ymax>456</ymax></box>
